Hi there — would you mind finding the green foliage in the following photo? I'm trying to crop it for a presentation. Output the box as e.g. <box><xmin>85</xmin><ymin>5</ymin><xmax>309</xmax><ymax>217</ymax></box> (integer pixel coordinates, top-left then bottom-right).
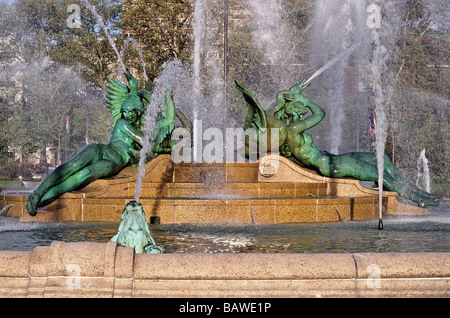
<box><xmin>49</xmin><ymin>0</ymin><xmax>123</xmax><ymax>87</ymax></box>
<box><xmin>385</xmin><ymin>1</ymin><xmax>450</xmax><ymax>189</ymax></box>
<box><xmin>122</xmin><ymin>0</ymin><xmax>193</xmax><ymax>82</ymax></box>
<box><xmin>12</xmin><ymin>0</ymin><xmax>123</xmax><ymax>86</ymax></box>
<box><xmin>389</xmin><ymin>88</ymin><xmax>449</xmax><ymax>187</ymax></box>
<box><xmin>0</xmin><ymin>0</ymin><xmax>119</xmax><ymax>167</ymax></box>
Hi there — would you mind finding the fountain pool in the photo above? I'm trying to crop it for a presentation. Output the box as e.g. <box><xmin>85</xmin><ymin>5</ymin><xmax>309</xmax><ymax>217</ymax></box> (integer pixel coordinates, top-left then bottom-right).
<box><xmin>1</xmin><ymin>200</ymin><xmax>448</xmax><ymax>254</ymax></box>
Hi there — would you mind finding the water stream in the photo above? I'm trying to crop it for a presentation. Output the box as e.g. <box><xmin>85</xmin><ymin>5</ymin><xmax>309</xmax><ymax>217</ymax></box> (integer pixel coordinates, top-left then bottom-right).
<box><xmin>304</xmin><ymin>43</ymin><xmax>361</xmax><ymax>86</ymax></box>
<box><xmin>416</xmin><ymin>149</ymin><xmax>431</xmax><ymax>193</ymax></box>
<box><xmin>120</xmin><ymin>37</ymin><xmax>148</xmax><ymax>82</ymax></box>
<box><xmin>370</xmin><ymin>1</ymin><xmax>402</xmax><ymax>229</ymax></box>
<box><xmin>81</xmin><ymin>0</ymin><xmax>126</xmax><ymax>73</ymax></box>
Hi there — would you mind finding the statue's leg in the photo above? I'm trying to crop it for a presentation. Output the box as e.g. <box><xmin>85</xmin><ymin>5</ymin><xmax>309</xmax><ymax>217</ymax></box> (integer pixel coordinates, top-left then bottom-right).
<box><xmin>346</xmin><ymin>152</ymin><xmax>441</xmax><ymax>203</ymax></box>
<box><xmin>347</xmin><ymin>152</ymin><xmax>410</xmax><ymax>183</ymax></box>
<box><xmin>339</xmin><ymin>152</ymin><xmax>441</xmax><ymax>206</ymax></box>
<box><xmin>39</xmin><ymin>159</ymin><xmax>120</xmax><ymax>204</ymax></box>
<box><xmin>26</xmin><ymin>144</ymin><xmax>103</xmax><ymax>215</ymax></box>
<box><xmin>325</xmin><ymin>153</ymin><xmax>392</xmax><ymax>183</ymax></box>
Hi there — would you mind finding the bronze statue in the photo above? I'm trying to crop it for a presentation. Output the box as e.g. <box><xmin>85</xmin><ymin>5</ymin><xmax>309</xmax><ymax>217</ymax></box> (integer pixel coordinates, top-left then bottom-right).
<box><xmin>26</xmin><ymin>72</ymin><xmax>150</xmax><ymax>216</ymax></box>
<box><xmin>236</xmin><ymin>79</ymin><xmax>442</xmax><ymax>208</ymax></box>
<box><xmin>26</xmin><ymin>70</ymin><xmax>192</xmax><ymax>217</ymax></box>
<box><xmin>110</xmin><ymin>201</ymin><xmax>164</xmax><ymax>253</ymax></box>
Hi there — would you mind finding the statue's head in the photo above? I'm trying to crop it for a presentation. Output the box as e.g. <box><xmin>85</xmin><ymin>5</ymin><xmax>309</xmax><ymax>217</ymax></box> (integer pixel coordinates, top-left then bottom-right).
<box><xmin>285</xmin><ymin>101</ymin><xmax>307</xmax><ymax>115</ymax></box>
<box><xmin>283</xmin><ymin>101</ymin><xmax>308</xmax><ymax>122</ymax></box>
<box><xmin>121</xmin><ymin>200</ymin><xmax>147</xmax><ymax>224</ymax></box>
<box><xmin>274</xmin><ymin>90</ymin><xmax>309</xmax><ymax>122</ymax></box>
<box><xmin>121</xmin><ymin>95</ymin><xmax>145</xmax><ymax>125</ymax></box>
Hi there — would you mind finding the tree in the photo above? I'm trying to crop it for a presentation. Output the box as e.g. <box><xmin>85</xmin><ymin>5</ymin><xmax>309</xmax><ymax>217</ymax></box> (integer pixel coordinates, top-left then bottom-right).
<box><xmin>386</xmin><ymin>0</ymin><xmax>450</xmax><ymax>190</ymax></box>
<box><xmin>49</xmin><ymin>0</ymin><xmax>124</xmax><ymax>87</ymax></box>
<box><xmin>1</xmin><ymin>1</ymin><xmax>117</xmax><ymax>167</ymax></box>
<box><xmin>122</xmin><ymin>0</ymin><xmax>193</xmax><ymax>82</ymax></box>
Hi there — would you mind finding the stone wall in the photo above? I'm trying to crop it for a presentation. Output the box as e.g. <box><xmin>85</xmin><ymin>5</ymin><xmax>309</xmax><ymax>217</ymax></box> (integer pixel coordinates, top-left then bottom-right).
<box><xmin>0</xmin><ymin>241</ymin><xmax>448</xmax><ymax>297</ymax></box>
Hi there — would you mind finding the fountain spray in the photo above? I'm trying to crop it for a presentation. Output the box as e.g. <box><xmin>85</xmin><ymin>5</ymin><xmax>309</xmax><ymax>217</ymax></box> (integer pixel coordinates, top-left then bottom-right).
<box><xmin>372</xmin><ymin>20</ymin><xmax>387</xmax><ymax>231</ymax></box>
<box><xmin>416</xmin><ymin>149</ymin><xmax>431</xmax><ymax>193</ymax></box>
<box><xmin>303</xmin><ymin>42</ymin><xmax>361</xmax><ymax>86</ymax></box>
<box><xmin>120</xmin><ymin>37</ymin><xmax>148</xmax><ymax>82</ymax></box>
<box><xmin>369</xmin><ymin>1</ymin><xmax>401</xmax><ymax>230</ymax></box>
<box><xmin>81</xmin><ymin>0</ymin><xmax>127</xmax><ymax>73</ymax></box>
<box><xmin>192</xmin><ymin>0</ymin><xmax>204</xmax><ymax>163</ymax></box>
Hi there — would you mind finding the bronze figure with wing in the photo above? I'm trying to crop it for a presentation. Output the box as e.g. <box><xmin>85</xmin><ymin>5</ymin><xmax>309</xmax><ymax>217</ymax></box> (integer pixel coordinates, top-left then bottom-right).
<box><xmin>149</xmin><ymin>88</ymin><xmax>193</xmax><ymax>159</ymax></box>
<box><xmin>26</xmin><ymin>72</ymin><xmax>151</xmax><ymax>216</ymax></box>
<box><xmin>236</xmin><ymin>79</ymin><xmax>442</xmax><ymax>207</ymax></box>
<box><xmin>235</xmin><ymin>79</ymin><xmax>296</xmax><ymax>162</ymax></box>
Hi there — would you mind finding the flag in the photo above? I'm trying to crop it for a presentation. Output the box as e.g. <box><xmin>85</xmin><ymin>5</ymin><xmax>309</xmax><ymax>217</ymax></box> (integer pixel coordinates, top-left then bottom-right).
<box><xmin>369</xmin><ymin>109</ymin><xmax>376</xmax><ymax>137</ymax></box>
<box><xmin>66</xmin><ymin>113</ymin><xmax>70</xmax><ymax>134</ymax></box>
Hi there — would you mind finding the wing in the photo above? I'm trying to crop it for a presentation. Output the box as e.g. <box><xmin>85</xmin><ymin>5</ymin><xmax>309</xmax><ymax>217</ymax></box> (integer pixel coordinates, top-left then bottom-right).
<box><xmin>151</xmin><ymin>88</ymin><xmax>176</xmax><ymax>151</ymax></box>
<box><xmin>235</xmin><ymin>80</ymin><xmax>267</xmax><ymax>131</ymax></box>
<box><xmin>106</xmin><ymin>79</ymin><xmax>129</xmax><ymax>125</ymax></box>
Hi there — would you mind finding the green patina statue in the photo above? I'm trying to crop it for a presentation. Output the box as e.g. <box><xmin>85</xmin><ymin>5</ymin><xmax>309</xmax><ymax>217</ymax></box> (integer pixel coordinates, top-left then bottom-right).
<box><xmin>236</xmin><ymin>79</ymin><xmax>442</xmax><ymax>208</ymax></box>
<box><xmin>26</xmin><ymin>72</ymin><xmax>149</xmax><ymax>216</ymax></box>
<box><xmin>26</xmin><ymin>71</ymin><xmax>184</xmax><ymax>216</ymax></box>
<box><xmin>151</xmin><ymin>89</ymin><xmax>193</xmax><ymax>158</ymax></box>
<box><xmin>110</xmin><ymin>201</ymin><xmax>164</xmax><ymax>253</ymax></box>
<box><xmin>26</xmin><ymin>68</ymin><xmax>191</xmax><ymax>217</ymax></box>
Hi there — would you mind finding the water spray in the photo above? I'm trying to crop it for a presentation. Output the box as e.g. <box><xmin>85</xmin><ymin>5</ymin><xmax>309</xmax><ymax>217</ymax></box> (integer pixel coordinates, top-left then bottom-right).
<box><xmin>416</xmin><ymin>149</ymin><xmax>430</xmax><ymax>193</ymax></box>
<box><xmin>121</xmin><ymin>37</ymin><xmax>148</xmax><ymax>82</ymax></box>
<box><xmin>81</xmin><ymin>0</ymin><xmax>127</xmax><ymax>73</ymax></box>
<box><xmin>303</xmin><ymin>41</ymin><xmax>386</xmax><ymax>230</ymax></box>
<box><xmin>303</xmin><ymin>42</ymin><xmax>361</xmax><ymax>85</ymax></box>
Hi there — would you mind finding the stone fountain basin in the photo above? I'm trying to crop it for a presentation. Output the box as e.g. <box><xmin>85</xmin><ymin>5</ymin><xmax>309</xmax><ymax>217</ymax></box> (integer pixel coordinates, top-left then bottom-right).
<box><xmin>1</xmin><ymin>155</ymin><xmax>428</xmax><ymax>224</ymax></box>
<box><xmin>0</xmin><ymin>155</ymin><xmax>445</xmax><ymax>298</ymax></box>
<box><xmin>0</xmin><ymin>241</ymin><xmax>448</xmax><ymax>297</ymax></box>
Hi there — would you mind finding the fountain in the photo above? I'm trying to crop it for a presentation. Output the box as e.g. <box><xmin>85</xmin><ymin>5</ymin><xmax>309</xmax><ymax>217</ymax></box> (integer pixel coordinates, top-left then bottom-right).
<box><xmin>0</xmin><ymin>0</ymin><xmax>449</xmax><ymax>298</ymax></box>
<box><xmin>310</xmin><ymin>0</ymin><xmax>368</xmax><ymax>155</ymax></box>
<box><xmin>1</xmin><ymin>0</ymin><xmax>445</xmax><ymax>228</ymax></box>
<box><xmin>110</xmin><ymin>200</ymin><xmax>164</xmax><ymax>253</ymax></box>
<box><xmin>417</xmin><ymin>148</ymin><xmax>431</xmax><ymax>193</ymax></box>
<box><xmin>120</xmin><ymin>37</ymin><xmax>148</xmax><ymax>82</ymax></box>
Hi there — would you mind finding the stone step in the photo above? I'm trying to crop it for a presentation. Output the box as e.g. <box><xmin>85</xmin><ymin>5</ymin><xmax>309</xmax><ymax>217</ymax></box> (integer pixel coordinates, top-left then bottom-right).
<box><xmin>129</xmin><ymin>182</ymin><xmax>328</xmax><ymax>199</ymax></box>
<box><xmin>17</xmin><ymin>194</ymin><xmax>384</xmax><ymax>224</ymax></box>
<box><xmin>172</xmin><ymin>162</ymin><xmax>260</xmax><ymax>183</ymax></box>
